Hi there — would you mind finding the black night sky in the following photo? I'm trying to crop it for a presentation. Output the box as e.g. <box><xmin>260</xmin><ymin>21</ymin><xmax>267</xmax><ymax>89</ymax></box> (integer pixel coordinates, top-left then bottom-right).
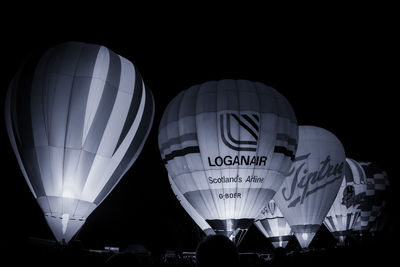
<box><xmin>0</xmin><ymin>12</ymin><xmax>398</xmax><ymax>265</ymax></box>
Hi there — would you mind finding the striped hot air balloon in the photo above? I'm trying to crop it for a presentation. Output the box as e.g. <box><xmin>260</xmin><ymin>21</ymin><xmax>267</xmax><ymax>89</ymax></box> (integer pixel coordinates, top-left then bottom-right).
<box><xmin>254</xmin><ymin>199</ymin><xmax>292</xmax><ymax>248</ymax></box>
<box><xmin>158</xmin><ymin>79</ymin><xmax>298</xmax><ymax>244</ymax></box>
<box><xmin>324</xmin><ymin>158</ymin><xmax>367</xmax><ymax>245</ymax></box>
<box><xmin>274</xmin><ymin>126</ymin><xmax>345</xmax><ymax>249</ymax></box>
<box><xmin>5</xmin><ymin>42</ymin><xmax>154</xmax><ymax>244</ymax></box>
<box><xmin>168</xmin><ymin>176</ymin><xmax>215</xmax><ymax>236</ymax></box>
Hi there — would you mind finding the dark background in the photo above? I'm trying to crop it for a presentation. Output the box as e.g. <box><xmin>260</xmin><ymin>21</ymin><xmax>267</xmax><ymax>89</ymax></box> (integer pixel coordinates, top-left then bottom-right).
<box><xmin>0</xmin><ymin>11</ymin><xmax>397</xmax><ymax>260</ymax></box>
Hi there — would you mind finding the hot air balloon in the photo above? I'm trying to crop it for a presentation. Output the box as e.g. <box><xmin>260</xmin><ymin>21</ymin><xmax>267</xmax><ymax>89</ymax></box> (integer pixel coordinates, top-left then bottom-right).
<box><xmin>169</xmin><ymin>176</ymin><xmax>215</xmax><ymax>236</ymax></box>
<box><xmin>5</xmin><ymin>42</ymin><xmax>154</xmax><ymax>244</ymax></box>
<box><xmin>158</xmin><ymin>79</ymin><xmax>298</xmax><ymax>244</ymax></box>
<box><xmin>324</xmin><ymin>158</ymin><xmax>367</xmax><ymax>245</ymax></box>
<box><xmin>274</xmin><ymin>125</ymin><xmax>345</xmax><ymax>248</ymax></box>
<box><xmin>352</xmin><ymin>162</ymin><xmax>389</xmax><ymax>236</ymax></box>
<box><xmin>254</xmin><ymin>199</ymin><xmax>292</xmax><ymax>248</ymax></box>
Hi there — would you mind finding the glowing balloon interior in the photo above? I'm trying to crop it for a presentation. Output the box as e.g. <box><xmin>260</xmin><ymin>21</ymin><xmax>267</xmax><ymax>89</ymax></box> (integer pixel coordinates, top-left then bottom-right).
<box><xmin>274</xmin><ymin>126</ymin><xmax>345</xmax><ymax>248</ymax></box>
<box><xmin>158</xmin><ymin>80</ymin><xmax>298</xmax><ymax>243</ymax></box>
<box><xmin>254</xmin><ymin>199</ymin><xmax>292</xmax><ymax>248</ymax></box>
<box><xmin>5</xmin><ymin>42</ymin><xmax>154</xmax><ymax>243</ymax></box>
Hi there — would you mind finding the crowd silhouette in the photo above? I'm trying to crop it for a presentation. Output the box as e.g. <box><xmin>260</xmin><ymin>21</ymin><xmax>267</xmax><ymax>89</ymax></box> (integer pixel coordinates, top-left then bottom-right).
<box><xmin>196</xmin><ymin>235</ymin><xmax>239</xmax><ymax>267</ymax></box>
<box><xmin>0</xmin><ymin>231</ymin><xmax>396</xmax><ymax>266</ymax></box>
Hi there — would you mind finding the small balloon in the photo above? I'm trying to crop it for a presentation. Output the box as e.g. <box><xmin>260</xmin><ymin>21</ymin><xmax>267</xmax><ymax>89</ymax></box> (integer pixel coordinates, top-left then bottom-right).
<box><xmin>324</xmin><ymin>158</ymin><xmax>367</xmax><ymax>245</ymax></box>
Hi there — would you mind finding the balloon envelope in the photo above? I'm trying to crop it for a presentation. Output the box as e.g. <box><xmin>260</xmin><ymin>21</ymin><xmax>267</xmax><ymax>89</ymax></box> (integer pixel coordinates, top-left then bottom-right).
<box><xmin>274</xmin><ymin>126</ymin><xmax>345</xmax><ymax>248</ymax></box>
<box><xmin>324</xmin><ymin>158</ymin><xmax>367</xmax><ymax>245</ymax></box>
<box><xmin>5</xmin><ymin>42</ymin><xmax>154</xmax><ymax>243</ymax></box>
<box><xmin>352</xmin><ymin>162</ymin><xmax>389</xmax><ymax>233</ymax></box>
<box><xmin>158</xmin><ymin>80</ymin><xmax>298</xmax><ymax>243</ymax></box>
<box><xmin>254</xmin><ymin>199</ymin><xmax>292</xmax><ymax>248</ymax></box>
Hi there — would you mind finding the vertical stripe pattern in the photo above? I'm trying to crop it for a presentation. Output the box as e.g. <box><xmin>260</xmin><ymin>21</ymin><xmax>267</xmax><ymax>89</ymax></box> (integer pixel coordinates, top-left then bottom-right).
<box><xmin>5</xmin><ymin>42</ymin><xmax>154</xmax><ymax>243</ymax></box>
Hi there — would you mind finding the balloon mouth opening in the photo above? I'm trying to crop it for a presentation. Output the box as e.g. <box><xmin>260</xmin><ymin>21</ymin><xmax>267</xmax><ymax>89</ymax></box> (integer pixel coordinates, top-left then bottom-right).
<box><xmin>206</xmin><ymin>219</ymin><xmax>253</xmax><ymax>245</ymax></box>
<box><xmin>301</xmin><ymin>233</ymin><xmax>308</xmax><ymax>241</ymax></box>
<box><xmin>294</xmin><ymin>232</ymin><xmax>316</xmax><ymax>249</ymax></box>
<box><xmin>206</xmin><ymin>218</ymin><xmax>254</xmax><ymax>232</ymax></box>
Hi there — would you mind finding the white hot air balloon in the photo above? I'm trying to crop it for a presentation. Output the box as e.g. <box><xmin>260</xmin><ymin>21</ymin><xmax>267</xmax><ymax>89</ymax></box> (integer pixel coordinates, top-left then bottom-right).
<box><xmin>324</xmin><ymin>158</ymin><xmax>367</xmax><ymax>245</ymax></box>
<box><xmin>168</xmin><ymin>176</ymin><xmax>215</xmax><ymax>235</ymax></box>
<box><xmin>254</xmin><ymin>199</ymin><xmax>292</xmax><ymax>248</ymax></box>
<box><xmin>158</xmin><ymin>80</ymin><xmax>298</xmax><ymax>244</ymax></box>
<box><xmin>274</xmin><ymin>126</ymin><xmax>345</xmax><ymax>248</ymax></box>
<box><xmin>5</xmin><ymin>42</ymin><xmax>154</xmax><ymax>244</ymax></box>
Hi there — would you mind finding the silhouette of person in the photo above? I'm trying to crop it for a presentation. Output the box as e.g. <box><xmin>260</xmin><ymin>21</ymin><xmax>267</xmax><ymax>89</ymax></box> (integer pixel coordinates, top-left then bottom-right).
<box><xmin>196</xmin><ymin>235</ymin><xmax>239</xmax><ymax>267</ymax></box>
<box><xmin>272</xmin><ymin>247</ymin><xmax>287</xmax><ymax>266</ymax></box>
<box><xmin>104</xmin><ymin>252</ymin><xmax>142</xmax><ymax>266</ymax></box>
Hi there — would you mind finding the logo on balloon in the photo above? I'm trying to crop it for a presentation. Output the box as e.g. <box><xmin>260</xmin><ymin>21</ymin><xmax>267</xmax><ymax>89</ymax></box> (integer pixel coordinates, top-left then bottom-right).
<box><xmin>219</xmin><ymin>112</ymin><xmax>260</xmax><ymax>152</ymax></box>
<box><xmin>341</xmin><ymin>185</ymin><xmax>365</xmax><ymax>209</ymax></box>
<box><xmin>266</xmin><ymin>200</ymin><xmax>276</xmax><ymax>216</ymax></box>
<box><xmin>281</xmin><ymin>153</ymin><xmax>344</xmax><ymax>208</ymax></box>
<box><xmin>259</xmin><ymin>204</ymin><xmax>275</xmax><ymax>219</ymax></box>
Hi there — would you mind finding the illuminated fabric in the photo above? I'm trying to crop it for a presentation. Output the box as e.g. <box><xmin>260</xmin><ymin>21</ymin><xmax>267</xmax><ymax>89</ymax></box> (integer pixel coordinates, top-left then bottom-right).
<box><xmin>274</xmin><ymin>126</ymin><xmax>345</xmax><ymax>248</ymax></box>
<box><xmin>5</xmin><ymin>42</ymin><xmax>154</xmax><ymax>243</ymax></box>
<box><xmin>158</xmin><ymin>80</ymin><xmax>298</xmax><ymax>242</ymax></box>
<box><xmin>254</xmin><ymin>199</ymin><xmax>292</xmax><ymax>248</ymax></box>
<box><xmin>324</xmin><ymin>158</ymin><xmax>367</xmax><ymax>244</ymax></box>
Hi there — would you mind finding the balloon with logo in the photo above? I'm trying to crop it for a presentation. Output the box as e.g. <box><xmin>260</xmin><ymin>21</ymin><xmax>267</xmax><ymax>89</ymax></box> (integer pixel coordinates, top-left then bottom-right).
<box><xmin>158</xmin><ymin>80</ymin><xmax>298</xmax><ymax>244</ymax></box>
<box><xmin>5</xmin><ymin>42</ymin><xmax>154</xmax><ymax>244</ymax></box>
<box><xmin>168</xmin><ymin>176</ymin><xmax>215</xmax><ymax>236</ymax></box>
<box><xmin>353</xmin><ymin>162</ymin><xmax>390</xmax><ymax>235</ymax></box>
<box><xmin>324</xmin><ymin>158</ymin><xmax>367</xmax><ymax>245</ymax></box>
<box><xmin>274</xmin><ymin>125</ymin><xmax>345</xmax><ymax>248</ymax></box>
<box><xmin>254</xmin><ymin>199</ymin><xmax>292</xmax><ymax>248</ymax></box>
